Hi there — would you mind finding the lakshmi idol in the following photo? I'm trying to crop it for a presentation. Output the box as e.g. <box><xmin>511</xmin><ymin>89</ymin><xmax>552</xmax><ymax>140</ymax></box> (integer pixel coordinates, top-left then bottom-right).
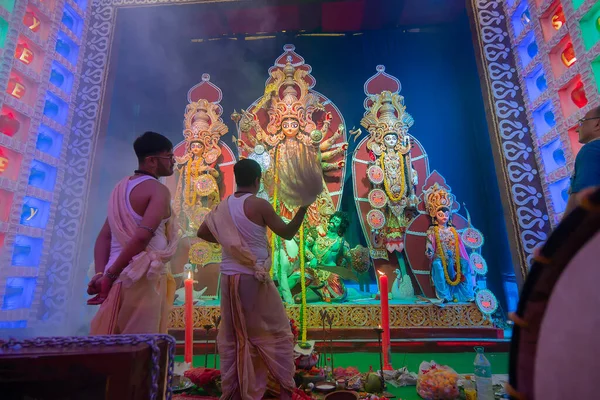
<box><xmin>424</xmin><ymin>183</ymin><xmax>475</xmax><ymax>302</ymax></box>
<box><xmin>233</xmin><ymin>49</ymin><xmax>349</xmax><ymax>304</ymax></box>
<box><xmin>173</xmin><ymin>99</ymin><xmax>228</xmax><ymax>231</ymax></box>
<box><xmin>169</xmin><ymin>93</ymin><xmax>231</xmax><ymax>300</ymax></box>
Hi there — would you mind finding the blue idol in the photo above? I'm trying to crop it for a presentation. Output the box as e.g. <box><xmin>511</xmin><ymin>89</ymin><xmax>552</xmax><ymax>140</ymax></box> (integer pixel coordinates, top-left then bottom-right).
<box><xmin>535</xmin><ymin>74</ymin><xmax>547</xmax><ymax>91</ymax></box>
<box><xmin>544</xmin><ymin>111</ymin><xmax>556</xmax><ymax>127</ymax></box>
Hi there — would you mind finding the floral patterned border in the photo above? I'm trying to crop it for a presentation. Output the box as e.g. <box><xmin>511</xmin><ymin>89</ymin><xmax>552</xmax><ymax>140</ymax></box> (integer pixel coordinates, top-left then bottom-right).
<box><xmin>467</xmin><ymin>0</ymin><xmax>550</xmax><ymax>281</ymax></box>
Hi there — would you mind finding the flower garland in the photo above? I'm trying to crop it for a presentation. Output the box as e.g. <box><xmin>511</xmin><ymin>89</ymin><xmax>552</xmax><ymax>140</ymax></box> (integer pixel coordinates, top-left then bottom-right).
<box><xmin>434</xmin><ymin>226</ymin><xmax>462</xmax><ymax>286</ymax></box>
<box><xmin>380</xmin><ymin>152</ymin><xmax>406</xmax><ymax>203</ymax></box>
<box><xmin>184</xmin><ymin>159</ymin><xmax>200</xmax><ymax>207</ymax></box>
<box><xmin>270</xmin><ymin>160</ymin><xmax>280</xmax><ymax>279</ymax></box>
<box><xmin>299</xmin><ymin>222</ymin><xmax>307</xmax><ymax>342</ymax></box>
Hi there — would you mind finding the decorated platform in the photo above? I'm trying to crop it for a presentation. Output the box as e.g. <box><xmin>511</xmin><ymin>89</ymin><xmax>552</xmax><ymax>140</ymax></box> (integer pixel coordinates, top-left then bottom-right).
<box><xmin>168</xmin><ymin>302</ymin><xmax>496</xmax><ymax>335</ymax></box>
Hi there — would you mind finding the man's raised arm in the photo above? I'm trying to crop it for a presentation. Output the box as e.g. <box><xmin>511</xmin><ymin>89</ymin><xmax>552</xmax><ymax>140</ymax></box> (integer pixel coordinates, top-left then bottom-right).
<box><xmin>259</xmin><ymin>199</ymin><xmax>308</xmax><ymax>240</ymax></box>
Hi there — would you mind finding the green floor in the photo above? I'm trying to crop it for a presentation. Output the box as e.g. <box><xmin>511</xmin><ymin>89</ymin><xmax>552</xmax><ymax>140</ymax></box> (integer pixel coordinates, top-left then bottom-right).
<box><xmin>176</xmin><ymin>351</ymin><xmax>508</xmax><ymax>399</ymax></box>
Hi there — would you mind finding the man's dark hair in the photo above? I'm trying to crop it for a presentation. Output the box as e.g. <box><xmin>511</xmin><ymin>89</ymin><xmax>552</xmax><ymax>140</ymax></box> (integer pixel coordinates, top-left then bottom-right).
<box><xmin>234</xmin><ymin>158</ymin><xmax>262</xmax><ymax>187</ymax></box>
<box><xmin>133</xmin><ymin>131</ymin><xmax>173</xmax><ymax>162</ymax></box>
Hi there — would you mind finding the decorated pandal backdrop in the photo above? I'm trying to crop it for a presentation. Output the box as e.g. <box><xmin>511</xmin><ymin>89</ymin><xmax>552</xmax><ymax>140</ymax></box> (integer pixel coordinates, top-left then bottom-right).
<box><xmin>0</xmin><ymin>0</ymin><xmax>597</xmax><ymax>336</ymax></box>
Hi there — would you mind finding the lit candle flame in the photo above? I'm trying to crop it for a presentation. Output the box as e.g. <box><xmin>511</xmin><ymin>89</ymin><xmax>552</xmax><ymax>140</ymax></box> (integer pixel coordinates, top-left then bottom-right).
<box><xmin>187</xmin><ymin>271</ymin><xmax>192</xmax><ymax>280</ymax></box>
<box><xmin>377</xmin><ymin>270</ymin><xmax>385</xmax><ymax>277</ymax></box>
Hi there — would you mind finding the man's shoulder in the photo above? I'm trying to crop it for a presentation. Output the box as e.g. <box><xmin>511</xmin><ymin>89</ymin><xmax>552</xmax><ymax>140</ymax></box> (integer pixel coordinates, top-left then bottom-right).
<box><xmin>136</xmin><ymin>178</ymin><xmax>171</xmax><ymax>198</ymax></box>
<box><xmin>245</xmin><ymin>194</ymin><xmax>269</xmax><ymax>208</ymax></box>
<box><xmin>578</xmin><ymin>140</ymin><xmax>600</xmax><ymax>158</ymax></box>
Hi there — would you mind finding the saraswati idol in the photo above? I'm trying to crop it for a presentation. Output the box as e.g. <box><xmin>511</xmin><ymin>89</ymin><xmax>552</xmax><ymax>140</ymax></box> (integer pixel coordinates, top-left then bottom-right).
<box><xmin>232</xmin><ymin>45</ymin><xmax>349</xmax><ymax>304</ymax></box>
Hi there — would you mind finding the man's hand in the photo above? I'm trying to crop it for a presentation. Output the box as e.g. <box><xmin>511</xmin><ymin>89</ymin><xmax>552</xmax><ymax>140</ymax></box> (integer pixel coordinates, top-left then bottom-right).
<box><xmin>87</xmin><ymin>273</ymin><xmax>103</xmax><ymax>295</ymax></box>
<box><xmin>87</xmin><ymin>275</ymin><xmax>114</xmax><ymax>305</ymax></box>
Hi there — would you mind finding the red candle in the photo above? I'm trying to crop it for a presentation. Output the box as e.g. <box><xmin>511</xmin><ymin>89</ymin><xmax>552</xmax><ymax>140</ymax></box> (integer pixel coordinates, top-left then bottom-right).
<box><xmin>184</xmin><ymin>271</ymin><xmax>194</xmax><ymax>365</ymax></box>
<box><xmin>378</xmin><ymin>271</ymin><xmax>392</xmax><ymax>370</ymax></box>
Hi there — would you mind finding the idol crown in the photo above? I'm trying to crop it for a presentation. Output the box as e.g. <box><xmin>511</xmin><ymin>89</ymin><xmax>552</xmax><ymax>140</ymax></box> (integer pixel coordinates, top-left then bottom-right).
<box><xmin>262</xmin><ymin>58</ymin><xmax>323</xmax><ymax>137</ymax></box>
<box><xmin>424</xmin><ymin>183</ymin><xmax>454</xmax><ymax>217</ymax></box>
<box><xmin>361</xmin><ymin>91</ymin><xmax>414</xmax><ymax>139</ymax></box>
<box><xmin>183</xmin><ymin>99</ymin><xmax>228</xmax><ymax>145</ymax></box>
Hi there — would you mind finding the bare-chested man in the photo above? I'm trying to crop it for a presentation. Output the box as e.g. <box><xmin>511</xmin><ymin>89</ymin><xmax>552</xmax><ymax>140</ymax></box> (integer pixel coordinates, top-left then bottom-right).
<box><xmin>87</xmin><ymin>131</ymin><xmax>179</xmax><ymax>334</ymax></box>
<box><xmin>197</xmin><ymin>158</ymin><xmax>309</xmax><ymax>399</ymax></box>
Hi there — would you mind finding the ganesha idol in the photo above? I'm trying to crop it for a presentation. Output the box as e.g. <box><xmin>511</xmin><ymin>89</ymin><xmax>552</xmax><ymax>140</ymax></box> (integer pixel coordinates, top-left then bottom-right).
<box><xmin>352</xmin><ymin>66</ymin><xmax>429</xmax><ymax>297</ymax></box>
<box><xmin>165</xmin><ymin>74</ymin><xmax>236</xmax><ymax>301</ymax></box>
<box><xmin>232</xmin><ymin>45</ymin><xmax>368</xmax><ymax>304</ymax></box>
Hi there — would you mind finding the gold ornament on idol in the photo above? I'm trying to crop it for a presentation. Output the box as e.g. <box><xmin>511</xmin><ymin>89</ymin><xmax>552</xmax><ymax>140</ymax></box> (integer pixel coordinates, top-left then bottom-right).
<box><xmin>380</xmin><ymin>152</ymin><xmax>406</xmax><ymax>202</ymax></box>
<box><xmin>434</xmin><ymin>225</ymin><xmax>462</xmax><ymax>286</ymax></box>
<box><xmin>299</xmin><ymin>223</ymin><xmax>307</xmax><ymax>342</ymax></box>
<box><xmin>270</xmin><ymin>157</ymin><xmax>280</xmax><ymax>279</ymax></box>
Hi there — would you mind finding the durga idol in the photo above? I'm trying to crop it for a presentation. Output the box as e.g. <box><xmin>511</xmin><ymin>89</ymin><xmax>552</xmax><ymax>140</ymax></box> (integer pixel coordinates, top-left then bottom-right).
<box><xmin>234</xmin><ymin>55</ymin><xmax>348</xmax><ymax>304</ymax></box>
<box><xmin>424</xmin><ymin>183</ymin><xmax>475</xmax><ymax>303</ymax></box>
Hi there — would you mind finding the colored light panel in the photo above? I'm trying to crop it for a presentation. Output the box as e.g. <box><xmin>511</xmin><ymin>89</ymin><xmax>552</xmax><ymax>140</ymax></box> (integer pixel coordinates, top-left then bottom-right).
<box><xmin>0</xmin><ymin>17</ymin><xmax>8</xmax><ymax>49</ymax></box>
<box><xmin>549</xmin><ymin>35</ymin><xmax>577</xmax><ymax>78</ymax></box>
<box><xmin>0</xmin><ymin>189</ymin><xmax>14</xmax><ymax>222</ymax></box>
<box><xmin>511</xmin><ymin>2</ymin><xmax>531</xmax><ymax>38</ymax></box>
<box><xmin>43</xmin><ymin>91</ymin><xmax>68</xmax><ymax>125</ymax></box>
<box><xmin>591</xmin><ymin>55</ymin><xmax>600</xmax><ymax>93</ymax></box>
<box><xmin>517</xmin><ymin>31</ymin><xmax>538</xmax><ymax>68</ymax></box>
<box><xmin>11</xmin><ymin>235</ymin><xmax>43</xmax><ymax>267</ymax></box>
<box><xmin>558</xmin><ymin>76</ymin><xmax>588</xmax><ymax>119</ymax></box>
<box><xmin>524</xmin><ymin>64</ymin><xmax>547</xmax><ymax>102</ymax></box>
<box><xmin>62</xmin><ymin>4</ymin><xmax>84</xmax><ymax>38</ymax></box>
<box><xmin>540</xmin><ymin>138</ymin><xmax>566</xmax><ymax>173</ymax></box>
<box><xmin>0</xmin><ymin>0</ymin><xmax>15</xmax><ymax>13</ymax></box>
<box><xmin>29</xmin><ymin>159</ymin><xmax>57</xmax><ymax>192</ymax></box>
<box><xmin>49</xmin><ymin>61</ymin><xmax>74</xmax><ymax>94</ymax></box>
<box><xmin>580</xmin><ymin>2</ymin><xmax>600</xmax><ymax>51</ymax></box>
<box><xmin>36</xmin><ymin>124</ymin><xmax>63</xmax><ymax>158</ymax></box>
<box><xmin>2</xmin><ymin>277</ymin><xmax>37</xmax><ymax>310</ymax></box>
<box><xmin>0</xmin><ymin>146</ymin><xmax>23</xmax><ymax>181</ymax></box>
<box><xmin>568</xmin><ymin>126</ymin><xmax>583</xmax><ymax>157</ymax></box>
<box><xmin>20</xmin><ymin>196</ymin><xmax>51</xmax><ymax>229</ymax></box>
<box><xmin>548</xmin><ymin>177</ymin><xmax>571</xmax><ymax>213</ymax></box>
<box><xmin>532</xmin><ymin>101</ymin><xmax>557</xmax><ymax>137</ymax></box>
<box><xmin>55</xmin><ymin>31</ymin><xmax>80</xmax><ymax>66</ymax></box>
